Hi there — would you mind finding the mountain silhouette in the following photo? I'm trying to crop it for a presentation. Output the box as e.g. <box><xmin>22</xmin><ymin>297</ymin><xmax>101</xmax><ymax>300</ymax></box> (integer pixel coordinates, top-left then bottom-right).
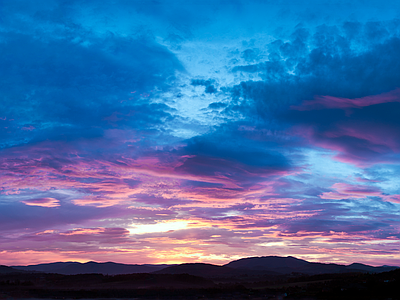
<box><xmin>156</xmin><ymin>256</ymin><xmax>398</xmax><ymax>277</ymax></box>
<box><xmin>345</xmin><ymin>263</ymin><xmax>398</xmax><ymax>273</ymax></box>
<box><xmin>225</xmin><ymin>256</ymin><xmax>398</xmax><ymax>275</ymax></box>
<box><xmin>11</xmin><ymin>256</ymin><xmax>398</xmax><ymax>276</ymax></box>
<box><xmin>225</xmin><ymin>255</ymin><xmax>309</xmax><ymax>271</ymax></box>
<box><xmin>12</xmin><ymin>262</ymin><xmax>81</xmax><ymax>273</ymax></box>
<box><xmin>13</xmin><ymin>261</ymin><xmax>172</xmax><ymax>275</ymax></box>
<box><xmin>0</xmin><ymin>265</ymin><xmax>23</xmax><ymax>274</ymax></box>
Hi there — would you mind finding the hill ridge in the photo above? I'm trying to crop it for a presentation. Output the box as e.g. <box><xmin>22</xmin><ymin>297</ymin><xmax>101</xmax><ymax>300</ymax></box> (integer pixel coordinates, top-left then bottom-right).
<box><xmin>11</xmin><ymin>256</ymin><xmax>398</xmax><ymax>276</ymax></box>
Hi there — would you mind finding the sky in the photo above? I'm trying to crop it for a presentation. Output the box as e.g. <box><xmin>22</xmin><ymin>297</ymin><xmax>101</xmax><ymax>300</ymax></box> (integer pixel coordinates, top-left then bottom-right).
<box><xmin>1</xmin><ymin>0</ymin><xmax>400</xmax><ymax>267</ymax></box>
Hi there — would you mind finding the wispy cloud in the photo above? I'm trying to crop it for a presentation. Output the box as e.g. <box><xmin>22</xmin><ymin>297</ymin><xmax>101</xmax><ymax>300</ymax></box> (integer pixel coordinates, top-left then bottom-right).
<box><xmin>21</xmin><ymin>198</ymin><xmax>60</xmax><ymax>208</ymax></box>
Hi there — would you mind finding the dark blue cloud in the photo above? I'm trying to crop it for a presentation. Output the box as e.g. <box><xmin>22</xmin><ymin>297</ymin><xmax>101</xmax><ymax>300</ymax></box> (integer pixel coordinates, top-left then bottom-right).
<box><xmin>217</xmin><ymin>21</ymin><xmax>400</xmax><ymax>164</ymax></box>
<box><xmin>0</xmin><ymin>29</ymin><xmax>182</xmax><ymax>149</ymax></box>
<box><xmin>283</xmin><ymin>101</ymin><xmax>400</xmax><ymax>163</ymax></box>
<box><xmin>184</xmin><ymin>134</ymin><xmax>288</xmax><ymax>168</ymax></box>
<box><xmin>229</xmin><ymin>22</ymin><xmax>400</xmax><ymax>116</ymax></box>
<box><xmin>174</xmin><ymin>127</ymin><xmax>292</xmax><ymax>185</ymax></box>
<box><xmin>182</xmin><ymin>180</ymin><xmax>225</xmax><ymax>188</ymax></box>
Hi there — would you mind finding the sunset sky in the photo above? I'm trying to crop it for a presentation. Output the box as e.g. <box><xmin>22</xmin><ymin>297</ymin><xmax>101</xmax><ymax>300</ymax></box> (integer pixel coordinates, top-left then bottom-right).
<box><xmin>1</xmin><ymin>0</ymin><xmax>400</xmax><ymax>267</ymax></box>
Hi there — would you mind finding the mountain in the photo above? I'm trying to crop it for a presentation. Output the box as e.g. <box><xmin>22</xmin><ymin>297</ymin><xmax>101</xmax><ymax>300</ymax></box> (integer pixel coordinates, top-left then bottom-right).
<box><xmin>12</xmin><ymin>261</ymin><xmax>172</xmax><ymax>275</ymax></box>
<box><xmin>12</xmin><ymin>262</ymin><xmax>81</xmax><ymax>273</ymax></box>
<box><xmin>224</xmin><ymin>256</ymin><xmax>399</xmax><ymax>275</ymax></box>
<box><xmin>11</xmin><ymin>256</ymin><xmax>399</xmax><ymax>277</ymax></box>
<box><xmin>0</xmin><ymin>265</ymin><xmax>23</xmax><ymax>274</ymax></box>
<box><xmin>346</xmin><ymin>263</ymin><xmax>398</xmax><ymax>273</ymax></box>
<box><xmin>225</xmin><ymin>256</ymin><xmax>309</xmax><ymax>273</ymax></box>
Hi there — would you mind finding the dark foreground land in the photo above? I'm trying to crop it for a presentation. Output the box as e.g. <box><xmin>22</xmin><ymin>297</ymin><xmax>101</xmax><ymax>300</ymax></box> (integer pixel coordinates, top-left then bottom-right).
<box><xmin>0</xmin><ymin>268</ymin><xmax>399</xmax><ymax>300</ymax></box>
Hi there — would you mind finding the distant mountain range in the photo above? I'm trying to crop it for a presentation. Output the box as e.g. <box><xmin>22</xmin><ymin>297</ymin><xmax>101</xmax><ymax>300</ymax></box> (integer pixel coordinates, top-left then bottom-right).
<box><xmin>6</xmin><ymin>256</ymin><xmax>398</xmax><ymax>277</ymax></box>
<box><xmin>11</xmin><ymin>261</ymin><xmax>171</xmax><ymax>275</ymax></box>
<box><xmin>223</xmin><ymin>256</ymin><xmax>398</xmax><ymax>276</ymax></box>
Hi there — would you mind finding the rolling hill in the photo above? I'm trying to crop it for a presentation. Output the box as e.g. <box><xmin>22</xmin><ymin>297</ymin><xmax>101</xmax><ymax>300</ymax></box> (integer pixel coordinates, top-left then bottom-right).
<box><xmin>224</xmin><ymin>256</ymin><xmax>398</xmax><ymax>275</ymax></box>
<box><xmin>0</xmin><ymin>265</ymin><xmax>23</xmax><ymax>274</ymax></box>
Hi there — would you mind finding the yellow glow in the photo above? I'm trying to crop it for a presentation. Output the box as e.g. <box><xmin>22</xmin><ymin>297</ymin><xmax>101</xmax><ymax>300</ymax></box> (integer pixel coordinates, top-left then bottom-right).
<box><xmin>258</xmin><ymin>241</ymin><xmax>287</xmax><ymax>247</ymax></box>
<box><xmin>128</xmin><ymin>220</ymin><xmax>190</xmax><ymax>234</ymax></box>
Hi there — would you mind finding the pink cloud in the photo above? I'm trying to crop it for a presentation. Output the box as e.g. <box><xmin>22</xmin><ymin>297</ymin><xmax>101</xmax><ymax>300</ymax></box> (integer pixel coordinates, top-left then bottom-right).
<box><xmin>320</xmin><ymin>182</ymin><xmax>382</xmax><ymax>199</ymax></box>
<box><xmin>2</xmin><ymin>137</ymin><xmax>400</xmax><ymax>267</ymax></box>
<box><xmin>71</xmin><ymin>195</ymin><xmax>129</xmax><ymax>207</ymax></box>
<box><xmin>1</xmin><ymin>225</ymin><xmax>399</xmax><ymax>267</ymax></box>
<box><xmin>320</xmin><ymin>183</ymin><xmax>400</xmax><ymax>203</ymax></box>
<box><xmin>324</xmin><ymin>122</ymin><xmax>400</xmax><ymax>153</ymax></box>
<box><xmin>381</xmin><ymin>194</ymin><xmax>400</xmax><ymax>203</ymax></box>
<box><xmin>288</xmin><ymin>88</ymin><xmax>400</xmax><ymax>166</ymax></box>
<box><xmin>292</xmin><ymin>88</ymin><xmax>400</xmax><ymax>111</ymax></box>
<box><xmin>21</xmin><ymin>125</ymin><xmax>36</xmax><ymax>131</ymax></box>
<box><xmin>21</xmin><ymin>197</ymin><xmax>60</xmax><ymax>207</ymax></box>
<box><xmin>60</xmin><ymin>228</ymin><xmax>107</xmax><ymax>236</ymax></box>
<box><xmin>1</xmin><ymin>142</ymin><xmax>291</xmax><ymax>208</ymax></box>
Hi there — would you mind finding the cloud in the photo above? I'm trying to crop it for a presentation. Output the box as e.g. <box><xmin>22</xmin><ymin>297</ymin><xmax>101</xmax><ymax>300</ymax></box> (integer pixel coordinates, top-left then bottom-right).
<box><xmin>320</xmin><ymin>183</ymin><xmax>383</xmax><ymax>200</ymax></box>
<box><xmin>286</xmin><ymin>89</ymin><xmax>400</xmax><ymax>165</ymax></box>
<box><xmin>191</xmin><ymin>79</ymin><xmax>217</xmax><ymax>94</ymax></box>
<box><xmin>320</xmin><ymin>182</ymin><xmax>400</xmax><ymax>203</ymax></box>
<box><xmin>0</xmin><ymin>200</ymin><xmax>125</xmax><ymax>232</ymax></box>
<box><xmin>0</xmin><ymin>28</ymin><xmax>183</xmax><ymax>150</ymax></box>
<box><xmin>176</xmin><ymin>129</ymin><xmax>292</xmax><ymax>185</ymax></box>
<box><xmin>225</xmin><ymin>21</ymin><xmax>400</xmax><ymax>166</ymax></box>
<box><xmin>21</xmin><ymin>197</ymin><xmax>60</xmax><ymax>208</ymax></box>
<box><xmin>291</xmin><ymin>89</ymin><xmax>400</xmax><ymax>111</ymax></box>
<box><xmin>2</xmin><ymin>1</ymin><xmax>400</xmax><ymax>267</ymax></box>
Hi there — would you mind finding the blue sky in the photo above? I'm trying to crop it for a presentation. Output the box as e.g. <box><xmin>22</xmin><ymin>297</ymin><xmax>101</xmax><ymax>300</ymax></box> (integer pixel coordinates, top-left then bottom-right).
<box><xmin>1</xmin><ymin>0</ymin><xmax>400</xmax><ymax>266</ymax></box>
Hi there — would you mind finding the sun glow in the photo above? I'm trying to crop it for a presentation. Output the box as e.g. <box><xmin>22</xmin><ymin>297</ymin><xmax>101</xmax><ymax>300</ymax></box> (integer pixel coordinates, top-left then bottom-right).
<box><xmin>127</xmin><ymin>220</ymin><xmax>190</xmax><ymax>235</ymax></box>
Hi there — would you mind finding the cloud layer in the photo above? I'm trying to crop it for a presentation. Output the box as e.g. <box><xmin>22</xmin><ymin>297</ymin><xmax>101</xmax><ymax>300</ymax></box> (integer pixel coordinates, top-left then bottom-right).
<box><xmin>1</xmin><ymin>0</ymin><xmax>400</xmax><ymax>267</ymax></box>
